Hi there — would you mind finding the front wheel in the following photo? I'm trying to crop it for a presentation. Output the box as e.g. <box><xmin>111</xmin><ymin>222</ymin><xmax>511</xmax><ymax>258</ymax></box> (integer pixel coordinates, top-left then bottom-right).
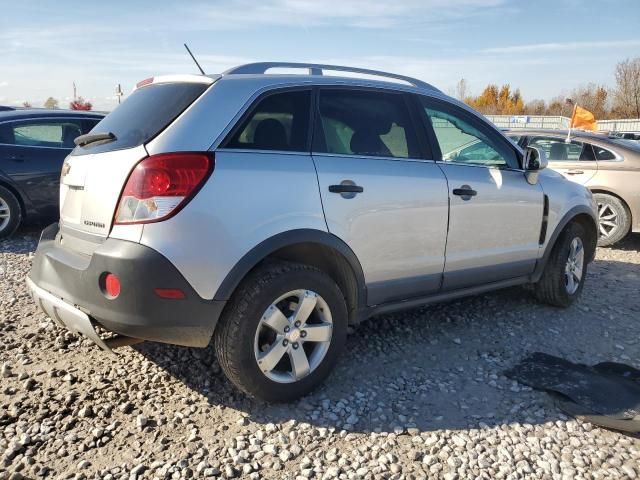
<box><xmin>534</xmin><ymin>222</ymin><xmax>588</xmax><ymax>308</ymax></box>
<box><xmin>214</xmin><ymin>262</ymin><xmax>347</xmax><ymax>402</ymax></box>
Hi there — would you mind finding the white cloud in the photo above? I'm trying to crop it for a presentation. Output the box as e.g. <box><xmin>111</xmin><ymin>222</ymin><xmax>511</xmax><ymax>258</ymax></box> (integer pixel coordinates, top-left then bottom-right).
<box><xmin>482</xmin><ymin>39</ymin><xmax>640</xmax><ymax>54</ymax></box>
<box><xmin>194</xmin><ymin>0</ymin><xmax>508</xmax><ymax>29</ymax></box>
<box><xmin>0</xmin><ymin>81</ymin><xmax>8</xmax><ymax>88</ymax></box>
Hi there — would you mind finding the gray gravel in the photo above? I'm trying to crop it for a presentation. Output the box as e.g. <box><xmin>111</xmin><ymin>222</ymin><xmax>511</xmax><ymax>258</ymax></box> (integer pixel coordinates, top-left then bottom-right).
<box><xmin>1</xmin><ymin>227</ymin><xmax>639</xmax><ymax>479</ymax></box>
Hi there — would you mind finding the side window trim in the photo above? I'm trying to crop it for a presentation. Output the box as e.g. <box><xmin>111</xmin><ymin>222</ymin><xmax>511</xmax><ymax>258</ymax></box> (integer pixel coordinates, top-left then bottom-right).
<box><xmin>220</xmin><ymin>86</ymin><xmax>313</xmax><ymax>154</ymax></box>
<box><xmin>419</xmin><ymin>95</ymin><xmax>523</xmax><ymax>170</ymax></box>
<box><xmin>311</xmin><ymin>85</ymin><xmax>429</xmax><ymax>161</ymax></box>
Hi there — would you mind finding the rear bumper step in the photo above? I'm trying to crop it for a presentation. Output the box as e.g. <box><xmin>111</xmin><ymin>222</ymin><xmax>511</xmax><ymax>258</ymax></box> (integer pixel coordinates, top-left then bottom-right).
<box><xmin>27</xmin><ymin>223</ymin><xmax>226</xmax><ymax>349</ymax></box>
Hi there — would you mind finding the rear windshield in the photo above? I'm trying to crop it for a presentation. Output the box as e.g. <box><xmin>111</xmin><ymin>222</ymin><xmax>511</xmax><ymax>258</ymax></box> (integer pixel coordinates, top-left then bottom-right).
<box><xmin>71</xmin><ymin>82</ymin><xmax>209</xmax><ymax>155</ymax></box>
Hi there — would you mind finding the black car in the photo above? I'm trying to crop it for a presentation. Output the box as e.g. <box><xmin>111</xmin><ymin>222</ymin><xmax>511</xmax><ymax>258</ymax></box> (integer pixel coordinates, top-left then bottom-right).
<box><xmin>0</xmin><ymin>109</ymin><xmax>104</xmax><ymax>237</ymax></box>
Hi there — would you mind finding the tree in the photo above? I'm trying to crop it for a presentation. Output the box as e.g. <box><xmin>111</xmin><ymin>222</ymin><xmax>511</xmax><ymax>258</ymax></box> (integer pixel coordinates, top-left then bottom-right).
<box><xmin>22</xmin><ymin>101</ymin><xmax>32</xmax><ymax>108</ymax></box>
<box><xmin>69</xmin><ymin>97</ymin><xmax>92</xmax><ymax>111</ymax></box>
<box><xmin>455</xmin><ymin>78</ymin><xmax>469</xmax><ymax>102</ymax></box>
<box><xmin>44</xmin><ymin>97</ymin><xmax>59</xmax><ymax>109</ymax></box>
<box><xmin>524</xmin><ymin>99</ymin><xmax>546</xmax><ymax>115</ymax></box>
<box><xmin>465</xmin><ymin>84</ymin><xmax>523</xmax><ymax>115</ymax></box>
<box><xmin>568</xmin><ymin>83</ymin><xmax>610</xmax><ymax>119</ymax></box>
<box><xmin>613</xmin><ymin>57</ymin><xmax>640</xmax><ymax>118</ymax></box>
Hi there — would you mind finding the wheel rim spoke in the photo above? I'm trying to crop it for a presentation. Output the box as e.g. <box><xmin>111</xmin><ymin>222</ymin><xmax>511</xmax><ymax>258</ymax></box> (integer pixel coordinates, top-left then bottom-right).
<box><xmin>254</xmin><ymin>289</ymin><xmax>333</xmax><ymax>384</ymax></box>
<box><xmin>292</xmin><ymin>291</ymin><xmax>317</xmax><ymax>324</ymax></box>
<box><xmin>257</xmin><ymin>337</ymin><xmax>288</xmax><ymax>372</ymax></box>
<box><xmin>289</xmin><ymin>347</ymin><xmax>310</xmax><ymax>380</ymax></box>
<box><xmin>261</xmin><ymin>305</ymin><xmax>290</xmax><ymax>334</ymax></box>
<box><xmin>302</xmin><ymin>323</ymin><xmax>332</xmax><ymax>343</ymax></box>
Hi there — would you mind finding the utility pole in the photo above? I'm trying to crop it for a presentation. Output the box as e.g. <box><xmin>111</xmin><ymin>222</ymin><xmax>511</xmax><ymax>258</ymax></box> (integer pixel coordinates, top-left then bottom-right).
<box><xmin>115</xmin><ymin>84</ymin><xmax>123</xmax><ymax>105</ymax></box>
<box><xmin>73</xmin><ymin>82</ymin><xmax>77</xmax><ymax>101</ymax></box>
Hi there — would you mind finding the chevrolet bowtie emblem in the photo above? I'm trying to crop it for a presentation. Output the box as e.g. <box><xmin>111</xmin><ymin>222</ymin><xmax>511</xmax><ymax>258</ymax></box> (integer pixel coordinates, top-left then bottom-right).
<box><xmin>61</xmin><ymin>162</ymin><xmax>71</xmax><ymax>177</ymax></box>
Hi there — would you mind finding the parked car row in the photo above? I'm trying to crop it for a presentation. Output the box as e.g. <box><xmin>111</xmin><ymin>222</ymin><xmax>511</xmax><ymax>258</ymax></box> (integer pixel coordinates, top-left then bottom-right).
<box><xmin>26</xmin><ymin>63</ymin><xmax>599</xmax><ymax>401</ymax></box>
<box><xmin>0</xmin><ymin>109</ymin><xmax>103</xmax><ymax>237</ymax></box>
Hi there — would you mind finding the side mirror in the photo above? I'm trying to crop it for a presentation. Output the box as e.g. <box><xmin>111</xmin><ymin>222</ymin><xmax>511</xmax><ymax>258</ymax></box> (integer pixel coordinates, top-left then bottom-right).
<box><xmin>523</xmin><ymin>146</ymin><xmax>547</xmax><ymax>185</ymax></box>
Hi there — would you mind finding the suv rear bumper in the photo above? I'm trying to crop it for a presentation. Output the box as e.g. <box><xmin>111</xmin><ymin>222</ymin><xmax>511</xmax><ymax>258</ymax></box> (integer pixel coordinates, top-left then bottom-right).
<box><xmin>27</xmin><ymin>223</ymin><xmax>225</xmax><ymax>349</ymax></box>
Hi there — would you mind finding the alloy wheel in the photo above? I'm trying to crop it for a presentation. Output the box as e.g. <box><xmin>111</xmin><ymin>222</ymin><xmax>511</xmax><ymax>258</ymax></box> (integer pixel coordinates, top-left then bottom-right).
<box><xmin>597</xmin><ymin>202</ymin><xmax>619</xmax><ymax>240</ymax></box>
<box><xmin>564</xmin><ymin>237</ymin><xmax>584</xmax><ymax>295</ymax></box>
<box><xmin>0</xmin><ymin>197</ymin><xmax>10</xmax><ymax>232</ymax></box>
<box><xmin>254</xmin><ymin>289</ymin><xmax>333</xmax><ymax>383</ymax></box>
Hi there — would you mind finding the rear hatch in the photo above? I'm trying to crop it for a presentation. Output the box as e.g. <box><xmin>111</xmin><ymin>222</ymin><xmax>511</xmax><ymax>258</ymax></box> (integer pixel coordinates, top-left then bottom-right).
<box><xmin>60</xmin><ymin>76</ymin><xmax>213</xmax><ymax>240</ymax></box>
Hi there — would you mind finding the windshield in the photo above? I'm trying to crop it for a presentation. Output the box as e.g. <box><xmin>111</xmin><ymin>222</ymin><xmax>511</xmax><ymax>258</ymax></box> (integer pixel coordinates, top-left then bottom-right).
<box><xmin>72</xmin><ymin>82</ymin><xmax>209</xmax><ymax>156</ymax></box>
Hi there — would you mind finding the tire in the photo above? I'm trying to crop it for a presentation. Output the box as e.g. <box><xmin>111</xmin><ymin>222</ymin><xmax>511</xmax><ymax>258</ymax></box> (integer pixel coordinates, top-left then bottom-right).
<box><xmin>594</xmin><ymin>193</ymin><xmax>630</xmax><ymax>247</ymax></box>
<box><xmin>214</xmin><ymin>261</ymin><xmax>348</xmax><ymax>402</ymax></box>
<box><xmin>0</xmin><ymin>185</ymin><xmax>22</xmax><ymax>239</ymax></box>
<box><xmin>534</xmin><ymin>222</ymin><xmax>588</xmax><ymax>308</ymax></box>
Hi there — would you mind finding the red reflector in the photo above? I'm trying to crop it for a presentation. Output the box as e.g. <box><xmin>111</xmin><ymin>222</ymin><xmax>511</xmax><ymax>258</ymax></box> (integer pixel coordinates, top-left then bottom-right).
<box><xmin>136</xmin><ymin>77</ymin><xmax>154</xmax><ymax>88</ymax></box>
<box><xmin>104</xmin><ymin>273</ymin><xmax>121</xmax><ymax>298</ymax></box>
<box><xmin>154</xmin><ymin>288</ymin><xmax>186</xmax><ymax>300</ymax></box>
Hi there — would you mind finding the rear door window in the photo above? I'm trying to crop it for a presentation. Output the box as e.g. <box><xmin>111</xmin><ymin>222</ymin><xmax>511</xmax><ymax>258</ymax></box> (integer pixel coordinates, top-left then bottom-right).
<box><xmin>224</xmin><ymin>89</ymin><xmax>311</xmax><ymax>152</ymax></box>
<box><xmin>314</xmin><ymin>89</ymin><xmax>421</xmax><ymax>159</ymax></box>
<box><xmin>72</xmin><ymin>82</ymin><xmax>209</xmax><ymax>156</ymax></box>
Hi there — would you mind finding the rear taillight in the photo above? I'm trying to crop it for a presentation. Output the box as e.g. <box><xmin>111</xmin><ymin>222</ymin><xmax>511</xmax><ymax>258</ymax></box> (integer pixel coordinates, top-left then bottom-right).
<box><xmin>114</xmin><ymin>152</ymin><xmax>213</xmax><ymax>225</ymax></box>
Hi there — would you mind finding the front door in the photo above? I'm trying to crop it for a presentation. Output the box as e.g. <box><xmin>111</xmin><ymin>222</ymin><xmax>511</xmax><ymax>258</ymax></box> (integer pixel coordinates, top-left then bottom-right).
<box><xmin>420</xmin><ymin>97</ymin><xmax>544</xmax><ymax>291</ymax></box>
<box><xmin>312</xmin><ymin>88</ymin><xmax>449</xmax><ymax>305</ymax></box>
<box><xmin>526</xmin><ymin>135</ymin><xmax>598</xmax><ymax>185</ymax></box>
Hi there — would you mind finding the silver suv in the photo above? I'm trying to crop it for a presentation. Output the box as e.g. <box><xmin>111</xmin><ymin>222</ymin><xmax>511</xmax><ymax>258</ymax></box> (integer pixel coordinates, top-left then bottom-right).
<box><xmin>28</xmin><ymin>63</ymin><xmax>598</xmax><ymax>401</ymax></box>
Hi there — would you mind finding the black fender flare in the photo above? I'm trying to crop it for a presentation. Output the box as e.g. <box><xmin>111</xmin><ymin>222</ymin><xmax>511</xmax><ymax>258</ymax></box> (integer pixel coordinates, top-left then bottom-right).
<box><xmin>213</xmin><ymin>229</ymin><xmax>367</xmax><ymax>309</ymax></box>
<box><xmin>532</xmin><ymin>205</ymin><xmax>598</xmax><ymax>281</ymax></box>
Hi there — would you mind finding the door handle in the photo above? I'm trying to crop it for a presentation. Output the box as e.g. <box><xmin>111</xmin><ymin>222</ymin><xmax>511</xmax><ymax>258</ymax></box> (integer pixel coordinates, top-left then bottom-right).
<box><xmin>8</xmin><ymin>154</ymin><xmax>24</xmax><ymax>162</ymax></box>
<box><xmin>329</xmin><ymin>184</ymin><xmax>364</xmax><ymax>194</ymax></box>
<box><xmin>567</xmin><ymin>169</ymin><xmax>584</xmax><ymax>175</ymax></box>
<box><xmin>452</xmin><ymin>185</ymin><xmax>477</xmax><ymax>200</ymax></box>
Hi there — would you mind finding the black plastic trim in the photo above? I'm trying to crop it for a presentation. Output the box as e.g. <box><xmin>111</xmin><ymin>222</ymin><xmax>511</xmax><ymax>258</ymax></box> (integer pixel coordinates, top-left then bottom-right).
<box><xmin>531</xmin><ymin>205</ymin><xmax>598</xmax><ymax>282</ymax></box>
<box><xmin>213</xmin><ymin>229</ymin><xmax>367</xmax><ymax>310</ymax></box>
<box><xmin>29</xmin><ymin>223</ymin><xmax>225</xmax><ymax>347</ymax></box>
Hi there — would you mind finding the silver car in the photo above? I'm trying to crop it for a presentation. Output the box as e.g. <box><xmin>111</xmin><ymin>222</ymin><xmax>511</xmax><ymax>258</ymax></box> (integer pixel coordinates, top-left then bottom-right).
<box><xmin>27</xmin><ymin>63</ymin><xmax>598</xmax><ymax>401</ymax></box>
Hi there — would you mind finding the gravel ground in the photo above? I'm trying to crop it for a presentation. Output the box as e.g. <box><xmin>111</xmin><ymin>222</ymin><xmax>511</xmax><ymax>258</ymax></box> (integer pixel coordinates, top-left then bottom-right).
<box><xmin>1</xmin><ymin>227</ymin><xmax>639</xmax><ymax>480</ymax></box>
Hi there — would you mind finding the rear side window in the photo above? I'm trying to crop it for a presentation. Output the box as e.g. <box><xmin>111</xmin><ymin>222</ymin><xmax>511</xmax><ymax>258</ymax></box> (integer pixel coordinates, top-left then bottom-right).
<box><xmin>592</xmin><ymin>145</ymin><xmax>616</xmax><ymax>160</ymax></box>
<box><xmin>0</xmin><ymin>119</ymin><xmax>84</xmax><ymax>148</ymax></box>
<box><xmin>225</xmin><ymin>90</ymin><xmax>311</xmax><ymax>152</ymax></box>
<box><xmin>314</xmin><ymin>89</ymin><xmax>420</xmax><ymax>159</ymax></box>
<box><xmin>72</xmin><ymin>82</ymin><xmax>208</xmax><ymax>156</ymax></box>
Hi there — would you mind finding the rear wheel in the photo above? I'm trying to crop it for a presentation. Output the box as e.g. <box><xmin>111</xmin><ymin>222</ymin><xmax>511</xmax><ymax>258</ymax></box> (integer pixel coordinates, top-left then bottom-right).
<box><xmin>534</xmin><ymin>222</ymin><xmax>588</xmax><ymax>308</ymax></box>
<box><xmin>0</xmin><ymin>186</ymin><xmax>22</xmax><ymax>239</ymax></box>
<box><xmin>214</xmin><ymin>262</ymin><xmax>347</xmax><ymax>402</ymax></box>
<box><xmin>594</xmin><ymin>193</ymin><xmax>630</xmax><ymax>247</ymax></box>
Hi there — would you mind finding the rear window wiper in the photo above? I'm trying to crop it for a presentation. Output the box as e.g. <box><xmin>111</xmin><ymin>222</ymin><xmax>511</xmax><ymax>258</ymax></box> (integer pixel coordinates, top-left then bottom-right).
<box><xmin>74</xmin><ymin>132</ymin><xmax>117</xmax><ymax>147</ymax></box>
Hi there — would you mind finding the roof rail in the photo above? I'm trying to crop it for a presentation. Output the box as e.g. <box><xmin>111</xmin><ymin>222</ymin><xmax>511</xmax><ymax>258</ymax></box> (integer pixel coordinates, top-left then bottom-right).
<box><xmin>223</xmin><ymin>62</ymin><xmax>439</xmax><ymax>92</ymax></box>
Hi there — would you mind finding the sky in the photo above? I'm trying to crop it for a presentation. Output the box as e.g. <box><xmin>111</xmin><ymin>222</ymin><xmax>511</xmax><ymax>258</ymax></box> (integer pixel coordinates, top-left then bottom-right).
<box><xmin>1</xmin><ymin>0</ymin><xmax>640</xmax><ymax>111</ymax></box>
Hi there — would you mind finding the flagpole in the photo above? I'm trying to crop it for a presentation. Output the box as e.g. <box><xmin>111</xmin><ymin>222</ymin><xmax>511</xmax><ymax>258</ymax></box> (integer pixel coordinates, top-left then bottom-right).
<box><xmin>566</xmin><ymin>103</ymin><xmax>577</xmax><ymax>143</ymax></box>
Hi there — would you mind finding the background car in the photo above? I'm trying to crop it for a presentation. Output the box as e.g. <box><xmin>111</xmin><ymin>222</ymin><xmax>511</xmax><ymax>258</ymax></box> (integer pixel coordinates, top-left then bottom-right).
<box><xmin>506</xmin><ymin>129</ymin><xmax>640</xmax><ymax>246</ymax></box>
<box><xmin>0</xmin><ymin>109</ymin><xmax>104</xmax><ymax>237</ymax></box>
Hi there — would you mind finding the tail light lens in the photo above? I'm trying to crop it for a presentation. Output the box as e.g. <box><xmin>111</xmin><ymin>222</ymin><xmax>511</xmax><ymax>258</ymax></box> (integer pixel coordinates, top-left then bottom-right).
<box><xmin>115</xmin><ymin>152</ymin><xmax>213</xmax><ymax>225</ymax></box>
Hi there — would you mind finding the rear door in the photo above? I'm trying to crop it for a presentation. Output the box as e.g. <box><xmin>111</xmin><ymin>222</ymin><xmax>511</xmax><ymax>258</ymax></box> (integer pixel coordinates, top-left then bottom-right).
<box><xmin>420</xmin><ymin>97</ymin><xmax>543</xmax><ymax>291</ymax></box>
<box><xmin>312</xmin><ymin>88</ymin><xmax>449</xmax><ymax>305</ymax></box>
<box><xmin>526</xmin><ymin>135</ymin><xmax>598</xmax><ymax>185</ymax></box>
